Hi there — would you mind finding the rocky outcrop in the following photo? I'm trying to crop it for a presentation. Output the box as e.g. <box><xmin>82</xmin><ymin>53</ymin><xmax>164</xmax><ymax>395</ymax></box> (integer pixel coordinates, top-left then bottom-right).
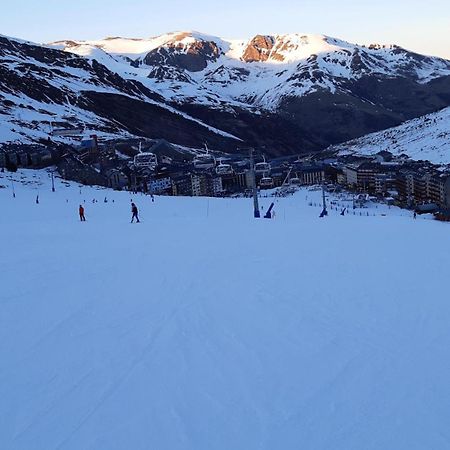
<box><xmin>144</xmin><ymin>38</ymin><xmax>221</xmax><ymax>72</ymax></box>
<box><xmin>241</xmin><ymin>35</ymin><xmax>275</xmax><ymax>62</ymax></box>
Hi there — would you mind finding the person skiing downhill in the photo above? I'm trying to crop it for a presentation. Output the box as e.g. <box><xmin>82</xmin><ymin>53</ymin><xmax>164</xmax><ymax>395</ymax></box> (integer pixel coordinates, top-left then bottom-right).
<box><xmin>131</xmin><ymin>202</ymin><xmax>140</xmax><ymax>223</ymax></box>
<box><xmin>79</xmin><ymin>205</ymin><xmax>86</xmax><ymax>221</ymax></box>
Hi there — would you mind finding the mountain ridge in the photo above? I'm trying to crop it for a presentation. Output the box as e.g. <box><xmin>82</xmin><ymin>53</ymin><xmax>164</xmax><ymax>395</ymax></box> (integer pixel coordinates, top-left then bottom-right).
<box><xmin>330</xmin><ymin>106</ymin><xmax>450</xmax><ymax>165</ymax></box>
<box><xmin>49</xmin><ymin>31</ymin><xmax>450</xmax><ymax>110</ymax></box>
<box><xmin>1</xmin><ymin>31</ymin><xmax>450</xmax><ymax>156</ymax></box>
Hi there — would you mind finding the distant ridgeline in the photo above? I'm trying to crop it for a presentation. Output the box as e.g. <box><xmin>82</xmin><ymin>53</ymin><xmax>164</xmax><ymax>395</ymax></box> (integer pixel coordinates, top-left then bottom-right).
<box><xmin>1</xmin><ymin>32</ymin><xmax>450</xmax><ymax>156</ymax></box>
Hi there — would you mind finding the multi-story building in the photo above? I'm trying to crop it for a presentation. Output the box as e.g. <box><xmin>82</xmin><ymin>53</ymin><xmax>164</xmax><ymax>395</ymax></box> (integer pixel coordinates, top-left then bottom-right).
<box><xmin>343</xmin><ymin>162</ymin><xmax>379</xmax><ymax>191</ymax></box>
<box><xmin>296</xmin><ymin>164</ymin><xmax>325</xmax><ymax>185</ymax></box>
<box><xmin>396</xmin><ymin>172</ymin><xmax>415</xmax><ymax>206</ymax></box>
<box><xmin>190</xmin><ymin>173</ymin><xmax>224</xmax><ymax>197</ymax></box>
<box><xmin>374</xmin><ymin>173</ymin><xmax>397</xmax><ymax>195</ymax></box>
<box><xmin>171</xmin><ymin>174</ymin><xmax>193</xmax><ymax>196</ymax></box>
<box><xmin>149</xmin><ymin>174</ymin><xmax>172</xmax><ymax>194</ymax></box>
<box><xmin>396</xmin><ymin>169</ymin><xmax>450</xmax><ymax>209</ymax></box>
<box><xmin>429</xmin><ymin>174</ymin><xmax>450</xmax><ymax>208</ymax></box>
<box><xmin>191</xmin><ymin>174</ymin><xmax>203</xmax><ymax>196</ymax></box>
<box><xmin>220</xmin><ymin>172</ymin><xmax>247</xmax><ymax>193</ymax></box>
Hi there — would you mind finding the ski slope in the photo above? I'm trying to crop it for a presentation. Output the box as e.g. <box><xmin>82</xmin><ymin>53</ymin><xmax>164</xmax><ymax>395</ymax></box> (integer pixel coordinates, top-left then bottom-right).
<box><xmin>2</xmin><ymin>170</ymin><xmax>450</xmax><ymax>450</ymax></box>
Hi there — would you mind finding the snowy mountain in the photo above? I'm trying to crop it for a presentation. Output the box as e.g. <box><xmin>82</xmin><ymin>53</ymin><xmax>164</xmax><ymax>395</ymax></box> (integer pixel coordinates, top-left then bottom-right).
<box><xmin>0</xmin><ymin>34</ymin><xmax>241</xmax><ymax>150</ymax></box>
<box><xmin>51</xmin><ymin>32</ymin><xmax>450</xmax><ymax>110</ymax></box>
<box><xmin>2</xmin><ymin>31</ymin><xmax>450</xmax><ymax>155</ymax></box>
<box><xmin>330</xmin><ymin>106</ymin><xmax>450</xmax><ymax>165</ymax></box>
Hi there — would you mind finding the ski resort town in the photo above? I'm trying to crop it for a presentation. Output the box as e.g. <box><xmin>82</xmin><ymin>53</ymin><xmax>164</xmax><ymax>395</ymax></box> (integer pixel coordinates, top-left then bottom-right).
<box><xmin>1</xmin><ymin>137</ymin><xmax>450</xmax><ymax>220</ymax></box>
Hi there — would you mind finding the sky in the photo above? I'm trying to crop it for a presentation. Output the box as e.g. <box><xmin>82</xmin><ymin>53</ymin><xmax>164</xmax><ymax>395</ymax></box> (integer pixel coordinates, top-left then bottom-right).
<box><xmin>1</xmin><ymin>0</ymin><xmax>449</xmax><ymax>58</ymax></box>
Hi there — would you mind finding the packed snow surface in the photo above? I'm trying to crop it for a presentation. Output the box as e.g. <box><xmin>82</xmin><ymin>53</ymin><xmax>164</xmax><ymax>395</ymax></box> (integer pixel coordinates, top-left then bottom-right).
<box><xmin>2</xmin><ymin>170</ymin><xmax>450</xmax><ymax>450</ymax></box>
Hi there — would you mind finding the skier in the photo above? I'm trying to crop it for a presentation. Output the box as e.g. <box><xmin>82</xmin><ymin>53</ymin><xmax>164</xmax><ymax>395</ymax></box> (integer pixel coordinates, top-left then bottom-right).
<box><xmin>79</xmin><ymin>205</ymin><xmax>86</xmax><ymax>221</ymax></box>
<box><xmin>413</xmin><ymin>212</ymin><xmax>417</xmax><ymax>220</ymax></box>
<box><xmin>131</xmin><ymin>202</ymin><xmax>140</xmax><ymax>223</ymax></box>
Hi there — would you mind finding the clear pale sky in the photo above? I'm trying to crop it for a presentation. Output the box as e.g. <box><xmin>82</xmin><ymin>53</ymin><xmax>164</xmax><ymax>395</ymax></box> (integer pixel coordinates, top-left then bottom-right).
<box><xmin>1</xmin><ymin>0</ymin><xmax>449</xmax><ymax>58</ymax></box>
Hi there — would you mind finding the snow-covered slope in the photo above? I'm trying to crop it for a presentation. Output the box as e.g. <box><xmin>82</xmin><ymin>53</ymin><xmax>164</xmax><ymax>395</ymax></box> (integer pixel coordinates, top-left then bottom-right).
<box><xmin>2</xmin><ymin>169</ymin><xmax>450</xmax><ymax>449</ymax></box>
<box><xmin>51</xmin><ymin>31</ymin><xmax>450</xmax><ymax>110</ymax></box>
<box><xmin>332</xmin><ymin>107</ymin><xmax>450</xmax><ymax>165</ymax></box>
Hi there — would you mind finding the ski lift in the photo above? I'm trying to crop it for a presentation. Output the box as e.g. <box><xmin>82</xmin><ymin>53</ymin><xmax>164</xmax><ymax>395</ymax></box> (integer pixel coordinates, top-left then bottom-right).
<box><xmin>134</xmin><ymin>143</ymin><xmax>158</xmax><ymax>169</ymax></box>
<box><xmin>215</xmin><ymin>158</ymin><xmax>233</xmax><ymax>175</ymax></box>
<box><xmin>282</xmin><ymin>166</ymin><xmax>293</xmax><ymax>186</ymax></box>
<box><xmin>259</xmin><ymin>173</ymin><xmax>274</xmax><ymax>189</ymax></box>
<box><xmin>193</xmin><ymin>143</ymin><xmax>215</xmax><ymax>170</ymax></box>
<box><xmin>254</xmin><ymin>155</ymin><xmax>271</xmax><ymax>174</ymax></box>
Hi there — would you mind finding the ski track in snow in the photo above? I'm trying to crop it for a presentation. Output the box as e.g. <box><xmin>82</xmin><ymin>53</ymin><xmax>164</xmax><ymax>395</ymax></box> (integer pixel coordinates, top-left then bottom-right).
<box><xmin>2</xmin><ymin>169</ymin><xmax>450</xmax><ymax>449</ymax></box>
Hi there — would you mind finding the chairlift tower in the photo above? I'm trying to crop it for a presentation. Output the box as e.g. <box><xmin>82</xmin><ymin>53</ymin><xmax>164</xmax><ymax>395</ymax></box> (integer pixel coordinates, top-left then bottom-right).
<box><xmin>249</xmin><ymin>148</ymin><xmax>260</xmax><ymax>218</ymax></box>
<box><xmin>320</xmin><ymin>184</ymin><xmax>328</xmax><ymax>217</ymax></box>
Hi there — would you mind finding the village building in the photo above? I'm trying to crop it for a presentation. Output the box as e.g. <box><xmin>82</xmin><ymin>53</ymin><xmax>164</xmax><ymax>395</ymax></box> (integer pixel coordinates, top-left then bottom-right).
<box><xmin>396</xmin><ymin>168</ymin><xmax>450</xmax><ymax>210</ymax></box>
<box><xmin>220</xmin><ymin>171</ymin><xmax>247</xmax><ymax>193</ymax></box>
<box><xmin>295</xmin><ymin>163</ymin><xmax>325</xmax><ymax>185</ymax></box>
<box><xmin>190</xmin><ymin>173</ymin><xmax>223</xmax><ymax>197</ymax></box>
<box><xmin>149</xmin><ymin>174</ymin><xmax>172</xmax><ymax>194</ymax></box>
<box><xmin>343</xmin><ymin>162</ymin><xmax>379</xmax><ymax>191</ymax></box>
<box><xmin>171</xmin><ymin>173</ymin><xmax>193</xmax><ymax>196</ymax></box>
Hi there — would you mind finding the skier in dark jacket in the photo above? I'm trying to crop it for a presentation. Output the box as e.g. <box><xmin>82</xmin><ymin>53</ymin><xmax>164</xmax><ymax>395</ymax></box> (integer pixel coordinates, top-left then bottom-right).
<box><xmin>79</xmin><ymin>205</ymin><xmax>86</xmax><ymax>221</ymax></box>
<box><xmin>131</xmin><ymin>202</ymin><xmax>140</xmax><ymax>223</ymax></box>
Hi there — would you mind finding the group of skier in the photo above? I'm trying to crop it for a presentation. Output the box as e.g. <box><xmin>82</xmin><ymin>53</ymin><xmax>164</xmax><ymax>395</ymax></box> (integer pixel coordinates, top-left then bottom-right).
<box><xmin>78</xmin><ymin>201</ymin><xmax>140</xmax><ymax>223</ymax></box>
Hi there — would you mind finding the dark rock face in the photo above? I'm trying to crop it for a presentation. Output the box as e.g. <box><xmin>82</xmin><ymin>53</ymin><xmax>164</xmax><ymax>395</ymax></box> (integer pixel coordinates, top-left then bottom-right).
<box><xmin>144</xmin><ymin>39</ymin><xmax>221</xmax><ymax>72</ymax></box>
<box><xmin>205</xmin><ymin>65</ymin><xmax>250</xmax><ymax>82</ymax></box>
<box><xmin>242</xmin><ymin>35</ymin><xmax>275</xmax><ymax>62</ymax></box>
<box><xmin>350</xmin><ymin>49</ymin><xmax>370</xmax><ymax>74</ymax></box>
<box><xmin>147</xmin><ymin>65</ymin><xmax>194</xmax><ymax>83</ymax></box>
